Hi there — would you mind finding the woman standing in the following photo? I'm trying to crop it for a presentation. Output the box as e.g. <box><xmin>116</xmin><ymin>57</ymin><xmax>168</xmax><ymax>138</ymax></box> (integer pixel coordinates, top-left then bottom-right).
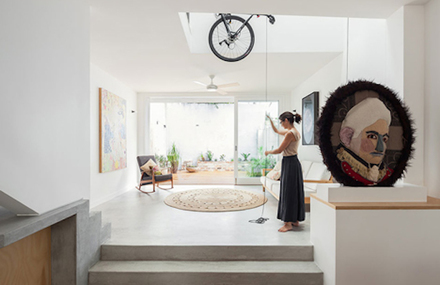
<box><xmin>265</xmin><ymin>111</ymin><xmax>305</xmax><ymax>232</ymax></box>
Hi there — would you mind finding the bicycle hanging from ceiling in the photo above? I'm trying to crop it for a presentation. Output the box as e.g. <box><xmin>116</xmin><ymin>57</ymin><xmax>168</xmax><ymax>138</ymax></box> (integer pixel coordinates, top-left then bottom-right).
<box><xmin>208</xmin><ymin>13</ymin><xmax>275</xmax><ymax>62</ymax></box>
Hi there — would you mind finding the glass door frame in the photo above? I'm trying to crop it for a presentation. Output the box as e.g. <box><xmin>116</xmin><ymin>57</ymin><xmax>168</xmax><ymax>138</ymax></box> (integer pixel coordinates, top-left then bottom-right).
<box><xmin>146</xmin><ymin>95</ymin><xmax>287</xmax><ymax>186</ymax></box>
<box><xmin>234</xmin><ymin>98</ymin><xmax>280</xmax><ymax>185</ymax></box>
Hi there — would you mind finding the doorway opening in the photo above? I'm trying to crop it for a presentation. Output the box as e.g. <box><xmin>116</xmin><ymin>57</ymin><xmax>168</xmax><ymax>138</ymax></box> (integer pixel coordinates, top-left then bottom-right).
<box><xmin>150</xmin><ymin>101</ymin><xmax>234</xmax><ymax>184</ymax></box>
<box><xmin>149</xmin><ymin>100</ymin><xmax>279</xmax><ymax>185</ymax></box>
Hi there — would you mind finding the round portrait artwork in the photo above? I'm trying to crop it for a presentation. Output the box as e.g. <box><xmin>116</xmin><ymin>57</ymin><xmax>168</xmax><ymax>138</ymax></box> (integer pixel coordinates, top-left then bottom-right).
<box><xmin>317</xmin><ymin>80</ymin><xmax>415</xmax><ymax>186</ymax></box>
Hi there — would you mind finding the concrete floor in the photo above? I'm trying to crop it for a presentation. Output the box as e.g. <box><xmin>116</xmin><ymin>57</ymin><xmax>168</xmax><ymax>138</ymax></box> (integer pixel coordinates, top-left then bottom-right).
<box><xmin>92</xmin><ymin>185</ymin><xmax>311</xmax><ymax>246</ymax></box>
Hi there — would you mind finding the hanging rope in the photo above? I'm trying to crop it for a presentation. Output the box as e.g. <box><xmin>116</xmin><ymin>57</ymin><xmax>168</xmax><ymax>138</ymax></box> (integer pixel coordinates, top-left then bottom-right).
<box><xmin>249</xmin><ymin>16</ymin><xmax>270</xmax><ymax>224</ymax></box>
<box><xmin>346</xmin><ymin>18</ymin><xmax>350</xmax><ymax>82</ymax></box>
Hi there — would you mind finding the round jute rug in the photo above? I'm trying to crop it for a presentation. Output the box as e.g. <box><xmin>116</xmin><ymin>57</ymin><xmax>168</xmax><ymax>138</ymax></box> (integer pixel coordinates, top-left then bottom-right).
<box><xmin>164</xmin><ymin>188</ymin><xmax>268</xmax><ymax>212</ymax></box>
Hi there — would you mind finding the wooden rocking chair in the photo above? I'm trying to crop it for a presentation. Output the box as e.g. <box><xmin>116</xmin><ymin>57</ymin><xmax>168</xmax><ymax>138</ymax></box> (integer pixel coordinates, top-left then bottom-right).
<box><xmin>136</xmin><ymin>155</ymin><xmax>173</xmax><ymax>193</ymax></box>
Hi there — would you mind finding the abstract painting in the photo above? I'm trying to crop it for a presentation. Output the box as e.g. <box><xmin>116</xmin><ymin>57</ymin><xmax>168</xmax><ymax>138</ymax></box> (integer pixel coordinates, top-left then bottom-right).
<box><xmin>302</xmin><ymin>91</ymin><xmax>319</xmax><ymax>145</ymax></box>
<box><xmin>99</xmin><ymin>88</ymin><xmax>127</xmax><ymax>172</ymax></box>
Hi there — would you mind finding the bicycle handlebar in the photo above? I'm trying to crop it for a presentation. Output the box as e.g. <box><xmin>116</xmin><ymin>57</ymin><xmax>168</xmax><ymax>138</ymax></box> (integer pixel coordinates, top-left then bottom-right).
<box><xmin>217</xmin><ymin>13</ymin><xmax>276</xmax><ymax>25</ymax></box>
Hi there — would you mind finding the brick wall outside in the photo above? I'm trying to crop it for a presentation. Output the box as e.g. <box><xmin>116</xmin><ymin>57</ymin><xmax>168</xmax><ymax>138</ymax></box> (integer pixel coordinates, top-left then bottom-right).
<box><xmin>195</xmin><ymin>161</ymin><xmax>234</xmax><ymax>171</ymax></box>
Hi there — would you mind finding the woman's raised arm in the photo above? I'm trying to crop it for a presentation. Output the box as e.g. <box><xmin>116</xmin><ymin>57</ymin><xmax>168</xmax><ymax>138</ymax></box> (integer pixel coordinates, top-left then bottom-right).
<box><xmin>267</xmin><ymin>115</ymin><xmax>288</xmax><ymax>135</ymax></box>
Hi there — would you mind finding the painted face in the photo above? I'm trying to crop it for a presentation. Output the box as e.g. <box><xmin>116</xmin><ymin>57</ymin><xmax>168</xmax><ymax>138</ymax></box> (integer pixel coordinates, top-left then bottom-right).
<box><xmin>350</xmin><ymin>119</ymin><xmax>389</xmax><ymax>165</ymax></box>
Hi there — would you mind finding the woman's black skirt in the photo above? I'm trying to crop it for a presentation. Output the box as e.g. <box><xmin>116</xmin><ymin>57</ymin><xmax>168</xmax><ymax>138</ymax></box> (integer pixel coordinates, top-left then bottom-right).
<box><xmin>277</xmin><ymin>155</ymin><xmax>305</xmax><ymax>222</ymax></box>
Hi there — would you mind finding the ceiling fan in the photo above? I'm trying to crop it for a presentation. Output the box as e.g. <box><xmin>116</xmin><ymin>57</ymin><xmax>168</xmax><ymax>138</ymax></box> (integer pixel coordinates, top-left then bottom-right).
<box><xmin>194</xmin><ymin>75</ymin><xmax>239</xmax><ymax>95</ymax></box>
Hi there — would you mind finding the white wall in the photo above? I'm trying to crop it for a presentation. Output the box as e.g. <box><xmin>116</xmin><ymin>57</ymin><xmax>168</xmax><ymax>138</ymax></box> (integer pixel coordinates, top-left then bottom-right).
<box><xmin>90</xmin><ymin>64</ymin><xmax>138</xmax><ymax>208</ymax></box>
<box><xmin>425</xmin><ymin>0</ymin><xmax>440</xmax><ymax>198</ymax></box>
<box><xmin>347</xmin><ymin>18</ymin><xmax>388</xmax><ymax>83</ymax></box>
<box><xmin>137</xmin><ymin>95</ymin><xmax>150</xmax><ymax>156</ymax></box>
<box><xmin>149</xmin><ymin>102</ymin><xmax>235</xmax><ymax>163</ymax></box>
<box><xmin>310</xmin><ymin>199</ymin><xmax>336</xmax><ymax>285</ymax></box>
<box><xmin>402</xmin><ymin>6</ymin><xmax>425</xmax><ymax>186</ymax></box>
<box><xmin>386</xmin><ymin>8</ymin><xmax>404</xmax><ymax>96</ymax></box>
<box><xmin>386</xmin><ymin>6</ymin><xmax>425</xmax><ymax>187</ymax></box>
<box><xmin>291</xmin><ymin>54</ymin><xmax>345</xmax><ymax>162</ymax></box>
<box><xmin>0</xmin><ymin>0</ymin><xmax>90</xmax><ymax>214</ymax></box>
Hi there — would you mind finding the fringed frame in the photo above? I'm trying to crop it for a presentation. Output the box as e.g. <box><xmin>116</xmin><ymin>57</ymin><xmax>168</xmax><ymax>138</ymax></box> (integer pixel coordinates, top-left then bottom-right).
<box><xmin>317</xmin><ymin>80</ymin><xmax>415</xmax><ymax>186</ymax></box>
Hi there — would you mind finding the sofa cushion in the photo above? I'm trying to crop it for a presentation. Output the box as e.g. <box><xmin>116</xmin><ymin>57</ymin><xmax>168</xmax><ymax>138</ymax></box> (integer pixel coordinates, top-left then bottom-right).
<box><xmin>267</xmin><ymin>169</ymin><xmax>281</xmax><ymax>180</ymax></box>
<box><xmin>304</xmin><ymin>183</ymin><xmax>318</xmax><ymax>196</ymax></box>
<box><xmin>261</xmin><ymin>160</ymin><xmax>330</xmax><ymax>201</ymax></box>
<box><xmin>140</xmin><ymin>159</ymin><xmax>157</xmax><ymax>175</ymax></box>
<box><xmin>301</xmin><ymin>160</ymin><xmax>313</xmax><ymax>176</ymax></box>
<box><xmin>260</xmin><ymin>176</ymin><xmax>278</xmax><ymax>189</ymax></box>
<box><xmin>321</xmin><ymin>169</ymin><xmax>332</xmax><ymax>181</ymax></box>
<box><xmin>306</xmin><ymin>162</ymin><xmax>329</xmax><ymax>180</ymax></box>
<box><xmin>273</xmin><ymin>160</ymin><xmax>282</xmax><ymax>171</ymax></box>
<box><xmin>260</xmin><ymin>176</ymin><xmax>280</xmax><ymax>197</ymax></box>
<box><xmin>271</xmin><ymin>182</ymin><xmax>280</xmax><ymax>199</ymax></box>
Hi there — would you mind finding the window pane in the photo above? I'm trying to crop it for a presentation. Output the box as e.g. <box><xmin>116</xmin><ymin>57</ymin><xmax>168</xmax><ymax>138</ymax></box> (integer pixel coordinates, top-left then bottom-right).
<box><xmin>150</xmin><ymin>102</ymin><xmax>234</xmax><ymax>168</ymax></box>
<box><xmin>237</xmin><ymin>101</ymin><xmax>279</xmax><ymax>178</ymax></box>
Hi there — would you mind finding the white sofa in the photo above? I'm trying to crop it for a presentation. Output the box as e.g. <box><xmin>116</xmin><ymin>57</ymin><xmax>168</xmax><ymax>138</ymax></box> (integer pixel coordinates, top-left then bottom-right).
<box><xmin>260</xmin><ymin>160</ymin><xmax>332</xmax><ymax>203</ymax></box>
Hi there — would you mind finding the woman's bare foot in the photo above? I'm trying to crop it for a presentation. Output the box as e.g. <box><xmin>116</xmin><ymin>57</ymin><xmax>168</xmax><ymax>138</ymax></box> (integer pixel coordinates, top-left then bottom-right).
<box><xmin>278</xmin><ymin>221</ymin><xmax>300</xmax><ymax>232</ymax></box>
<box><xmin>278</xmin><ymin>222</ymin><xmax>293</xmax><ymax>232</ymax></box>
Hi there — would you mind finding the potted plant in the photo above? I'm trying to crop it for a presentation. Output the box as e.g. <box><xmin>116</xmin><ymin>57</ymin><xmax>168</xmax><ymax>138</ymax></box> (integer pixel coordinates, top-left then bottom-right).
<box><xmin>154</xmin><ymin>154</ymin><xmax>167</xmax><ymax>168</ymax></box>
<box><xmin>241</xmin><ymin>153</ymin><xmax>250</xmax><ymax>161</ymax></box>
<box><xmin>167</xmin><ymin>142</ymin><xmax>180</xmax><ymax>173</ymax></box>
<box><xmin>206</xmin><ymin>150</ymin><xmax>214</xmax><ymax>161</ymax></box>
<box><xmin>246</xmin><ymin>147</ymin><xmax>276</xmax><ymax>177</ymax></box>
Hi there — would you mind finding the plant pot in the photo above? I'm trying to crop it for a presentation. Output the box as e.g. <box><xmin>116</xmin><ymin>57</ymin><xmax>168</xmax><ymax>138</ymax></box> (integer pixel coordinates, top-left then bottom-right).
<box><xmin>186</xmin><ymin>167</ymin><xmax>197</xmax><ymax>173</ymax></box>
<box><xmin>171</xmin><ymin>164</ymin><xmax>179</xmax><ymax>173</ymax></box>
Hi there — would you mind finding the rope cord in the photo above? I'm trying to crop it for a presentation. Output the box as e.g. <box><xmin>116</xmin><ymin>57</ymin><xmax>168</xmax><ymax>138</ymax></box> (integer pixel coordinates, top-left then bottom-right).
<box><xmin>346</xmin><ymin>18</ymin><xmax>349</xmax><ymax>82</ymax></box>
<box><xmin>249</xmin><ymin>17</ymin><xmax>270</xmax><ymax>225</ymax></box>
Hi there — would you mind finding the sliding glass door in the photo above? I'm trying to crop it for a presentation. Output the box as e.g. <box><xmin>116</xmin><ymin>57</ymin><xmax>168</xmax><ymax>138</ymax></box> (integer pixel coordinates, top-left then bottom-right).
<box><xmin>149</xmin><ymin>101</ymin><xmax>234</xmax><ymax>184</ymax></box>
<box><xmin>149</xmin><ymin>99</ymin><xmax>279</xmax><ymax>185</ymax></box>
<box><xmin>235</xmin><ymin>100</ymin><xmax>279</xmax><ymax>184</ymax></box>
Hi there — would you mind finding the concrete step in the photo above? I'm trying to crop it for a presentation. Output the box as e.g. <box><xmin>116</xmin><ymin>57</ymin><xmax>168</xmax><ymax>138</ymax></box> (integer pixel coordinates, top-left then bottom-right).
<box><xmin>101</xmin><ymin>245</ymin><xmax>314</xmax><ymax>261</ymax></box>
<box><xmin>89</xmin><ymin>260</ymin><xmax>323</xmax><ymax>285</ymax></box>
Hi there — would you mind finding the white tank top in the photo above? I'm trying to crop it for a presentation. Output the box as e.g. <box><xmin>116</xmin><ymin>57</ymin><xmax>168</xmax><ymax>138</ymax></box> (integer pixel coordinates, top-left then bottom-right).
<box><xmin>282</xmin><ymin>129</ymin><xmax>300</xmax><ymax>156</ymax></box>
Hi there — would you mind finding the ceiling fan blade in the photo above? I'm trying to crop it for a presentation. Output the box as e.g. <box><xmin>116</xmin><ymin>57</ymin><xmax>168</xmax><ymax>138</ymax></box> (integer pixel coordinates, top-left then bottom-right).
<box><xmin>216</xmin><ymin>89</ymin><xmax>228</xmax><ymax>95</ymax></box>
<box><xmin>216</xmin><ymin>82</ymin><xmax>240</xmax><ymax>88</ymax></box>
<box><xmin>194</xmin><ymin>81</ymin><xmax>207</xmax><ymax>87</ymax></box>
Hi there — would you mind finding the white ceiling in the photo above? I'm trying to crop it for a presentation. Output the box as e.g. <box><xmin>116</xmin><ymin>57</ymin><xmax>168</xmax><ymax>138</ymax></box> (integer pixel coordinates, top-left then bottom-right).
<box><xmin>90</xmin><ymin>0</ymin><xmax>427</xmax><ymax>94</ymax></box>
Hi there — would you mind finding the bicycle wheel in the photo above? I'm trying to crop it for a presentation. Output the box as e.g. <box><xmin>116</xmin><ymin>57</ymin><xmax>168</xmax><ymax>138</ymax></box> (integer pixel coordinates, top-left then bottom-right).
<box><xmin>208</xmin><ymin>15</ymin><xmax>255</xmax><ymax>62</ymax></box>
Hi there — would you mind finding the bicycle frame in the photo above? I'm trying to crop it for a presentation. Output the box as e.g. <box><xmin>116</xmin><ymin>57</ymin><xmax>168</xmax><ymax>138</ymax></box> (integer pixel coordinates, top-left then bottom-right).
<box><xmin>219</xmin><ymin>13</ymin><xmax>255</xmax><ymax>39</ymax></box>
<box><xmin>218</xmin><ymin>13</ymin><xmax>275</xmax><ymax>41</ymax></box>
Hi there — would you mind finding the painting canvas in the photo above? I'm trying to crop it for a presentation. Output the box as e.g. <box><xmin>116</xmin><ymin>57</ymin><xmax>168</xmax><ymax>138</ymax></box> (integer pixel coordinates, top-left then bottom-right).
<box><xmin>302</xmin><ymin>92</ymin><xmax>319</xmax><ymax>145</ymax></box>
<box><xmin>99</xmin><ymin>88</ymin><xmax>127</xmax><ymax>172</ymax></box>
<box><xmin>317</xmin><ymin>80</ymin><xmax>414</xmax><ymax>186</ymax></box>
